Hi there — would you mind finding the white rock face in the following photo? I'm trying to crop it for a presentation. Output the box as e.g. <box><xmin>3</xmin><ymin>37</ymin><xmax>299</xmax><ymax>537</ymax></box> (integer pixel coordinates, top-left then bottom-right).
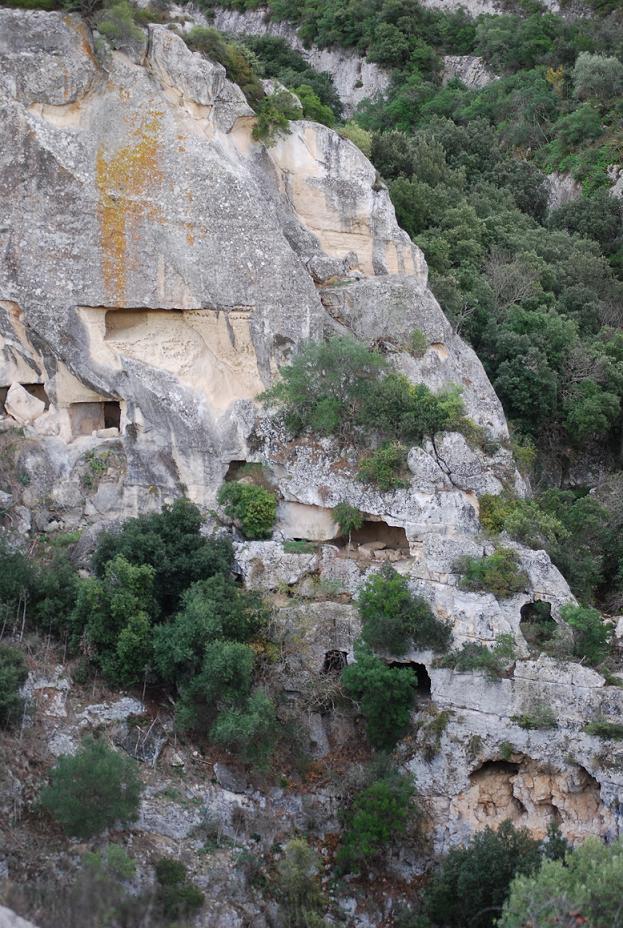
<box><xmin>419</xmin><ymin>0</ymin><xmax>560</xmax><ymax>13</ymax></box>
<box><xmin>211</xmin><ymin>6</ymin><xmax>390</xmax><ymax>116</ymax></box>
<box><xmin>443</xmin><ymin>55</ymin><xmax>497</xmax><ymax>90</ymax></box>
<box><xmin>4</xmin><ymin>383</ymin><xmax>45</xmax><ymax>425</ymax></box>
<box><xmin>546</xmin><ymin>171</ymin><xmax>583</xmax><ymax>211</ymax></box>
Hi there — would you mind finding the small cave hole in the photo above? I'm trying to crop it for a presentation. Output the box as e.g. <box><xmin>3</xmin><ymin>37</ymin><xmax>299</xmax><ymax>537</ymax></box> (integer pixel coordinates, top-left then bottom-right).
<box><xmin>224</xmin><ymin>460</ymin><xmax>248</xmax><ymax>481</ymax></box>
<box><xmin>520</xmin><ymin>600</ymin><xmax>556</xmax><ymax>648</ymax></box>
<box><xmin>69</xmin><ymin>400</ymin><xmax>121</xmax><ymax>437</ymax></box>
<box><xmin>323</xmin><ymin>650</ymin><xmax>347</xmax><ymax>673</ymax></box>
<box><xmin>339</xmin><ymin>518</ymin><xmax>409</xmax><ymax>557</ymax></box>
<box><xmin>471</xmin><ymin>759</ymin><xmax>520</xmax><ymax>781</ymax></box>
<box><xmin>389</xmin><ymin>661</ymin><xmax>432</xmax><ymax>697</ymax></box>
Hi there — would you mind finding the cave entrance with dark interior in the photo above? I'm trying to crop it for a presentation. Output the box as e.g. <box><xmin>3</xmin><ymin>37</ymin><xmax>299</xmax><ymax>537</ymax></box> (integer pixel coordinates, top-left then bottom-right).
<box><xmin>341</xmin><ymin>518</ymin><xmax>409</xmax><ymax>551</ymax></box>
<box><xmin>389</xmin><ymin>661</ymin><xmax>432</xmax><ymax>697</ymax></box>
<box><xmin>323</xmin><ymin>650</ymin><xmax>347</xmax><ymax>673</ymax></box>
<box><xmin>520</xmin><ymin>600</ymin><xmax>556</xmax><ymax>648</ymax></box>
<box><xmin>69</xmin><ymin>400</ymin><xmax>121</xmax><ymax>437</ymax></box>
<box><xmin>224</xmin><ymin>460</ymin><xmax>247</xmax><ymax>481</ymax></box>
<box><xmin>0</xmin><ymin>383</ymin><xmax>49</xmax><ymax>415</ymax></box>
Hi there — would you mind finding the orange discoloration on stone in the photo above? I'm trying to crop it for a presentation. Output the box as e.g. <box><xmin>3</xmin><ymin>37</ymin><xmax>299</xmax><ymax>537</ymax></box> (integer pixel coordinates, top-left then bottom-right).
<box><xmin>96</xmin><ymin>111</ymin><xmax>164</xmax><ymax>304</ymax></box>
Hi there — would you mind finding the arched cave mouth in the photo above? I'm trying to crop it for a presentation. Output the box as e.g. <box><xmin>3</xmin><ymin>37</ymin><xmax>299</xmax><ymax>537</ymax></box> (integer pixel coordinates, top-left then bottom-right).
<box><xmin>520</xmin><ymin>600</ymin><xmax>556</xmax><ymax>648</ymax></box>
<box><xmin>323</xmin><ymin>650</ymin><xmax>348</xmax><ymax>673</ymax></box>
<box><xmin>338</xmin><ymin>517</ymin><xmax>409</xmax><ymax>555</ymax></box>
<box><xmin>389</xmin><ymin>660</ymin><xmax>432</xmax><ymax>697</ymax></box>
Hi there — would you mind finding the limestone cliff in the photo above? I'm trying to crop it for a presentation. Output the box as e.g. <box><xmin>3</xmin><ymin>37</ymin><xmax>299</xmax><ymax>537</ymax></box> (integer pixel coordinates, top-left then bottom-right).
<box><xmin>1</xmin><ymin>11</ymin><xmax>622</xmax><ymax>921</ymax></box>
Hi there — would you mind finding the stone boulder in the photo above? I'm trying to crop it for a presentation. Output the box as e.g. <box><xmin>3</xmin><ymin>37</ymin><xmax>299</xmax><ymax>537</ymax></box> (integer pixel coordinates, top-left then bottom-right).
<box><xmin>4</xmin><ymin>383</ymin><xmax>45</xmax><ymax>425</ymax></box>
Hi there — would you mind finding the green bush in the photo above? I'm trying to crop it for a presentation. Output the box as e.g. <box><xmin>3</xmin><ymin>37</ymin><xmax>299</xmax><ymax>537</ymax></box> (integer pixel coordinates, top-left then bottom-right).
<box><xmin>500</xmin><ymin>837</ymin><xmax>623</xmax><ymax>928</ymax></box>
<box><xmin>69</xmin><ymin>555</ymin><xmax>156</xmax><ymax>685</ymax></box>
<box><xmin>185</xmin><ymin>26</ymin><xmax>264</xmax><ymax>106</ymax></box>
<box><xmin>0</xmin><ymin>537</ymin><xmax>36</xmax><ymax>627</ymax></box>
<box><xmin>218</xmin><ymin>481</ymin><xmax>277</xmax><ymax>539</ymax></box>
<box><xmin>336</xmin><ymin>771</ymin><xmax>416</xmax><ymax>874</ymax></box>
<box><xmin>479</xmin><ymin>494</ymin><xmax>567</xmax><ymax>550</ymax></box>
<box><xmin>93</xmin><ymin>499</ymin><xmax>233</xmax><ymax>616</ymax></box>
<box><xmin>584</xmin><ymin>719</ymin><xmax>623</xmax><ymax>739</ymax></box>
<box><xmin>358</xmin><ymin>565</ymin><xmax>451</xmax><ymax>655</ymax></box>
<box><xmin>210</xmin><ymin>690</ymin><xmax>277</xmax><ymax>766</ymax></box>
<box><xmin>32</xmin><ymin>552</ymin><xmax>79</xmax><ymax>637</ymax></box>
<box><xmin>96</xmin><ymin>0</ymin><xmax>144</xmax><ymax>52</ymax></box>
<box><xmin>455</xmin><ymin>548</ymin><xmax>528</xmax><ymax>598</ymax></box>
<box><xmin>512</xmin><ymin>702</ymin><xmax>557</xmax><ymax>730</ymax></box>
<box><xmin>175</xmin><ymin>639</ymin><xmax>255</xmax><ymax>731</ymax></box>
<box><xmin>39</xmin><ymin>737</ymin><xmax>141</xmax><ymax>838</ymax></box>
<box><xmin>333</xmin><ymin>502</ymin><xmax>363</xmax><ymax>546</ymax></box>
<box><xmin>276</xmin><ymin>839</ymin><xmax>326</xmax><ymax>928</ymax></box>
<box><xmin>0</xmin><ymin>644</ymin><xmax>28</xmax><ymax>729</ymax></box>
<box><xmin>573</xmin><ymin>52</ymin><xmax>623</xmax><ymax>104</ymax></box>
<box><xmin>252</xmin><ymin>90</ymin><xmax>300</xmax><ymax>144</ymax></box>
<box><xmin>424</xmin><ymin>820</ymin><xmax>541</xmax><ymax>928</ymax></box>
<box><xmin>154</xmin><ymin>858</ymin><xmax>204</xmax><ymax>921</ymax></box>
<box><xmin>341</xmin><ymin>641</ymin><xmax>415</xmax><ymax>750</ymax></box>
<box><xmin>437</xmin><ymin>634</ymin><xmax>516</xmax><ymax>679</ymax></box>
<box><xmin>153</xmin><ymin>574</ymin><xmax>266</xmax><ymax>682</ymax></box>
<box><xmin>560</xmin><ymin>603</ymin><xmax>611</xmax><ymax>665</ymax></box>
<box><xmin>357</xmin><ymin>443</ymin><xmax>409</xmax><ymax>492</ymax></box>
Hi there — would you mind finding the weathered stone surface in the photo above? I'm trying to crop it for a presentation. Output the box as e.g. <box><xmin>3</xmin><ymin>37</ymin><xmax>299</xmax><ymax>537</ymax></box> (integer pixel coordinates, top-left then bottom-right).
<box><xmin>0</xmin><ymin>906</ymin><xmax>41</xmax><ymax>928</ymax></box>
<box><xmin>546</xmin><ymin>171</ymin><xmax>582</xmax><ymax>211</ymax></box>
<box><xmin>443</xmin><ymin>55</ymin><xmax>497</xmax><ymax>89</ymax></box>
<box><xmin>214</xmin><ymin>762</ymin><xmax>249</xmax><ymax>794</ymax></box>
<box><xmin>211</xmin><ymin>6</ymin><xmax>390</xmax><ymax>116</ymax></box>
<box><xmin>4</xmin><ymin>383</ymin><xmax>45</xmax><ymax>425</ymax></box>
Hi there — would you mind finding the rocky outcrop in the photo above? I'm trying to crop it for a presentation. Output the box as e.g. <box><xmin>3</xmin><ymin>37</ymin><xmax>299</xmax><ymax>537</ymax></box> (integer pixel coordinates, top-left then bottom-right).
<box><xmin>546</xmin><ymin>171</ymin><xmax>582</xmax><ymax>211</ymax></box>
<box><xmin>418</xmin><ymin>0</ymin><xmax>561</xmax><ymax>13</ymax></box>
<box><xmin>210</xmin><ymin>6</ymin><xmax>390</xmax><ymax>116</ymax></box>
<box><xmin>443</xmin><ymin>55</ymin><xmax>497</xmax><ymax>90</ymax></box>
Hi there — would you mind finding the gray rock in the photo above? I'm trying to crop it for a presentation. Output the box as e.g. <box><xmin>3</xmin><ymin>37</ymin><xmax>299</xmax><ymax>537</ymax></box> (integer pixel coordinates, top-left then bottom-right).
<box><xmin>443</xmin><ymin>55</ymin><xmax>497</xmax><ymax>90</ymax></box>
<box><xmin>214</xmin><ymin>762</ymin><xmax>249</xmax><ymax>794</ymax></box>
<box><xmin>546</xmin><ymin>171</ymin><xmax>582</xmax><ymax>211</ymax></box>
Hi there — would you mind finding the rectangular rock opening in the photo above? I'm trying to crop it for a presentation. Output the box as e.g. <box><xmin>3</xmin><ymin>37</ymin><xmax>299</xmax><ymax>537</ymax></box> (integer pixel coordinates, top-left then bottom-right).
<box><xmin>69</xmin><ymin>400</ymin><xmax>121</xmax><ymax>437</ymax></box>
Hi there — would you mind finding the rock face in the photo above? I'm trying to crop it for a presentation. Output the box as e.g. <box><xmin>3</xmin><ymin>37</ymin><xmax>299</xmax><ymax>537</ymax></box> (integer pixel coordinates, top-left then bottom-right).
<box><xmin>419</xmin><ymin>0</ymin><xmax>561</xmax><ymax>13</ymax></box>
<box><xmin>1</xmin><ymin>6</ymin><xmax>619</xmax><ymax>887</ymax></box>
<box><xmin>546</xmin><ymin>171</ymin><xmax>582</xmax><ymax>211</ymax></box>
<box><xmin>211</xmin><ymin>6</ymin><xmax>390</xmax><ymax>116</ymax></box>
<box><xmin>443</xmin><ymin>55</ymin><xmax>497</xmax><ymax>90</ymax></box>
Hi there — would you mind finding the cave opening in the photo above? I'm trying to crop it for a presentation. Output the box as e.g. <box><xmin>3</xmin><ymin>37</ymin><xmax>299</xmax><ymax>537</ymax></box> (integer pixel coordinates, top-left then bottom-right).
<box><xmin>520</xmin><ymin>600</ymin><xmax>556</xmax><ymax>648</ymax></box>
<box><xmin>389</xmin><ymin>660</ymin><xmax>432</xmax><ymax>697</ymax></box>
<box><xmin>323</xmin><ymin>650</ymin><xmax>348</xmax><ymax>673</ymax></box>
<box><xmin>69</xmin><ymin>400</ymin><xmax>121</xmax><ymax>437</ymax></box>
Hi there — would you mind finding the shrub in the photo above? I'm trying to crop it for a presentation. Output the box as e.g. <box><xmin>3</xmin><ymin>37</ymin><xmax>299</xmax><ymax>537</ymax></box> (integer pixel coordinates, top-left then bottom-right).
<box><xmin>69</xmin><ymin>555</ymin><xmax>156</xmax><ymax>685</ymax></box>
<box><xmin>341</xmin><ymin>641</ymin><xmax>415</xmax><ymax>750</ymax></box>
<box><xmin>479</xmin><ymin>494</ymin><xmax>567</xmax><ymax>550</ymax></box>
<box><xmin>96</xmin><ymin>0</ymin><xmax>144</xmax><ymax>52</ymax></box>
<box><xmin>154</xmin><ymin>858</ymin><xmax>204</xmax><ymax>921</ymax></box>
<box><xmin>358</xmin><ymin>565</ymin><xmax>451</xmax><ymax>655</ymax></box>
<box><xmin>455</xmin><ymin>548</ymin><xmax>528</xmax><ymax>598</ymax></box>
<box><xmin>0</xmin><ymin>644</ymin><xmax>28</xmax><ymax>729</ymax></box>
<box><xmin>409</xmin><ymin>328</ymin><xmax>428</xmax><ymax>357</ymax></box>
<box><xmin>252</xmin><ymin>90</ymin><xmax>300</xmax><ymax>144</ymax></box>
<box><xmin>175</xmin><ymin>639</ymin><xmax>255</xmax><ymax>731</ymax></box>
<box><xmin>573</xmin><ymin>51</ymin><xmax>623</xmax><ymax>104</ymax></box>
<box><xmin>512</xmin><ymin>702</ymin><xmax>557</xmax><ymax>730</ymax></box>
<box><xmin>32</xmin><ymin>553</ymin><xmax>79</xmax><ymax>637</ymax></box>
<box><xmin>276</xmin><ymin>839</ymin><xmax>325</xmax><ymax>928</ymax></box>
<box><xmin>210</xmin><ymin>691</ymin><xmax>277</xmax><ymax>766</ymax></box>
<box><xmin>39</xmin><ymin>737</ymin><xmax>141</xmax><ymax>837</ymax></box>
<box><xmin>185</xmin><ymin>26</ymin><xmax>264</xmax><ymax>106</ymax></box>
<box><xmin>560</xmin><ymin>603</ymin><xmax>611</xmax><ymax>665</ymax></box>
<box><xmin>93</xmin><ymin>499</ymin><xmax>234</xmax><ymax>616</ymax></box>
<box><xmin>437</xmin><ymin>634</ymin><xmax>516</xmax><ymax>679</ymax></box>
<box><xmin>153</xmin><ymin>574</ymin><xmax>267</xmax><ymax>682</ymax></box>
<box><xmin>499</xmin><ymin>837</ymin><xmax>623</xmax><ymax>928</ymax></box>
<box><xmin>584</xmin><ymin>719</ymin><xmax>623</xmax><ymax>739</ymax></box>
<box><xmin>0</xmin><ymin>537</ymin><xmax>36</xmax><ymax>627</ymax></box>
<box><xmin>338</xmin><ymin>122</ymin><xmax>372</xmax><ymax>156</ymax></box>
<box><xmin>423</xmin><ymin>820</ymin><xmax>541</xmax><ymax>928</ymax></box>
<box><xmin>336</xmin><ymin>771</ymin><xmax>416</xmax><ymax>874</ymax></box>
<box><xmin>357</xmin><ymin>443</ymin><xmax>409</xmax><ymax>491</ymax></box>
<box><xmin>333</xmin><ymin>502</ymin><xmax>363</xmax><ymax>547</ymax></box>
<box><xmin>218</xmin><ymin>481</ymin><xmax>277</xmax><ymax>540</ymax></box>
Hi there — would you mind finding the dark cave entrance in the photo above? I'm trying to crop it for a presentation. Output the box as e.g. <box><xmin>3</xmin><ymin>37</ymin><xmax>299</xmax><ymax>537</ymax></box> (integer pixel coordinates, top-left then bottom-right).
<box><xmin>69</xmin><ymin>400</ymin><xmax>121</xmax><ymax>437</ymax></box>
<box><xmin>323</xmin><ymin>650</ymin><xmax>348</xmax><ymax>673</ymax></box>
<box><xmin>520</xmin><ymin>600</ymin><xmax>556</xmax><ymax>648</ymax></box>
<box><xmin>389</xmin><ymin>661</ymin><xmax>432</xmax><ymax>697</ymax></box>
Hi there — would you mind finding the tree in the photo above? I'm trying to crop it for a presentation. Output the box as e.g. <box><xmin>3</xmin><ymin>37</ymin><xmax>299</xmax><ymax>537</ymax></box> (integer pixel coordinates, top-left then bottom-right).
<box><xmin>0</xmin><ymin>644</ymin><xmax>28</xmax><ymax>729</ymax></box>
<box><xmin>423</xmin><ymin>820</ymin><xmax>541</xmax><ymax>928</ymax></box>
<box><xmin>40</xmin><ymin>737</ymin><xmax>141</xmax><ymax>838</ymax></box>
<box><xmin>337</xmin><ymin>771</ymin><xmax>416</xmax><ymax>874</ymax></box>
<box><xmin>69</xmin><ymin>555</ymin><xmax>156</xmax><ymax>685</ymax></box>
<box><xmin>292</xmin><ymin>84</ymin><xmax>335</xmax><ymax>126</ymax></box>
<box><xmin>93</xmin><ymin>499</ymin><xmax>234</xmax><ymax>616</ymax></box>
<box><xmin>217</xmin><ymin>481</ymin><xmax>277</xmax><ymax>539</ymax></box>
<box><xmin>276</xmin><ymin>839</ymin><xmax>326</xmax><ymax>928</ymax></box>
<box><xmin>210</xmin><ymin>690</ymin><xmax>277</xmax><ymax>766</ymax></box>
<box><xmin>573</xmin><ymin>52</ymin><xmax>623</xmax><ymax>104</ymax></box>
<box><xmin>561</xmin><ymin>603</ymin><xmax>611</xmax><ymax>665</ymax></box>
<box><xmin>500</xmin><ymin>837</ymin><xmax>623</xmax><ymax>928</ymax></box>
<box><xmin>154</xmin><ymin>858</ymin><xmax>204</xmax><ymax>921</ymax></box>
<box><xmin>175</xmin><ymin>639</ymin><xmax>255</xmax><ymax>731</ymax></box>
<box><xmin>333</xmin><ymin>502</ymin><xmax>363</xmax><ymax>550</ymax></box>
<box><xmin>358</xmin><ymin>565</ymin><xmax>451</xmax><ymax>655</ymax></box>
<box><xmin>341</xmin><ymin>641</ymin><xmax>415</xmax><ymax>750</ymax></box>
<box><xmin>252</xmin><ymin>91</ymin><xmax>300</xmax><ymax>144</ymax></box>
<box><xmin>96</xmin><ymin>0</ymin><xmax>144</xmax><ymax>53</ymax></box>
